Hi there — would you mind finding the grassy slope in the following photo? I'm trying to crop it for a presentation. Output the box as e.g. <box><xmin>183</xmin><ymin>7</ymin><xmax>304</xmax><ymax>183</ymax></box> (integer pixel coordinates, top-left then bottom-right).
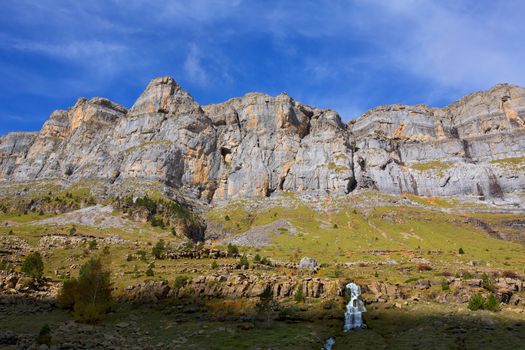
<box><xmin>206</xmin><ymin>193</ymin><xmax>525</xmax><ymax>283</ymax></box>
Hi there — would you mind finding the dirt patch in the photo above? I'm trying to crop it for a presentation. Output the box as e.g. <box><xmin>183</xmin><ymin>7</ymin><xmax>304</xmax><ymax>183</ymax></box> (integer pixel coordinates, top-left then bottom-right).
<box><xmin>220</xmin><ymin>219</ymin><xmax>293</xmax><ymax>247</ymax></box>
<box><xmin>33</xmin><ymin>205</ymin><xmax>132</xmax><ymax>230</ymax></box>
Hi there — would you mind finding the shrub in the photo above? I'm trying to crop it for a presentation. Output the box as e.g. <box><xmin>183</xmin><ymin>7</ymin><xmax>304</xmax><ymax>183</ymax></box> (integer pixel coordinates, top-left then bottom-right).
<box><xmin>333</xmin><ymin>223</ymin><xmax>338</xmax><ymax>229</ymax></box>
<box><xmin>468</xmin><ymin>294</ymin><xmax>485</xmax><ymax>311</ymax></box>
<box><xmin>171</xmin><ymin>227</ymin><xmax>177</xmax><ymax>236</ymax></box>
<box><xmin>21</xmin><ymin>252</ymin><xmax>44</xmax><ymax>279</ymax></box>
<box><xmin>126</xmin><ymin>254</ymin><xmax>133</xmax><ymax>262</ymax></box>
<box><xmin>417</xmin><ymin>263</ymin><xmax>432</xmax><ymax>271</ymax></box>
<box><xmin>146</xmin><ymin>265</ymin><xmax>154</xmax><ymax>277</ymax></box>
<box><xmin>239</xmin><ymin>254</ymin><xmax>249</xmax><ymax>268</ymax></box>
<box><xmin>502</xmin><ymin>270</ymin><xmax>518</xmax><ymax>279</ymax></box>
<box><xmin>39</xmin><ymin>210</ymin><xmax>44</xmax><ymax>216</ymax></box>
<box><xmin>481</xmin><ymin>273</ymin><xmax>495</xmax><ymax>292</ymax></box>
<box><xmin>36</xmin><ymin>324</ymin><xmax>52</xmax><ymax>346</ymax></box>
<box><xmin>174</xmin><ymin>275</ymin><xmax>190</xmax><ymax>289</ymax></box>
<box><xmin>151</xmin><ymin>239</ymin><xmax>166</xmax><ymax>259</ymax></box>
<box><xmin>102</xmin><ymin>246</ymin><xmax>110</xmax><ymax>255</ymax></box>
<box><xmin>294</xmin><ymin>285</ymin><xmax>305</xmax><ymax>303</ymax></box>
<box><xmin>137</xmin><ymin>250</ymin><xmax>147</xmax><ymax>260</ymax></box>
<box><xmin>0</xmin><ymin>259</ymin><xmax>10</xmax><ymax>271</ymax></box>
<box><xmin>211</xmin><ymin>261</ymin><xmax>219</xmax><ymax>269</ymax></box>
<box><xmin>227</xmin><ymin>243</ymin><xmax>239</xmax><ymax>257</ymax></box>
<box><xmin>150</xmin><ymin>217</ymin><xmax>165</xmax><ymax>228</ymax></box>
<box><xmin>458</xmin><ymin>248</ymin><xmax>465</xmax><ymax>255</ymax></box>
<box><xmin>57</xmin><ymin>257</ymin><xmax>112</xmax><ymax>323</ymax></box>
<box><xmin>88</xmin><ymin>240</ymin><xmax>97</xmax><ymax>250</ymax></box>
<box><xmin>254</xmin><ymin>254</ymin><xmax>261</xmax><ymax>263</ymax></box>
<box><xmin>441</xmin><ymin>279</ymin><xmax>450</xmax><ymax>291</ymax></box>
<box><xmin>255</xmin><ymin>288</ymin><xmax>275</xmax><ymax>323</ymax></box>
<box><xmin>468</xmin><ymin>293</ymin><xmax>500</xmax><ymax>312</ymax></box>
<box><xmin>484</xmin><ymin>294</ymin><xmax>500</xmax><ymax>312</ymax></box>
<box><xmin>462</xmin><ymin>271</ymin><xmax>473</xmax><ymax>280</ymax></box>
<box><xmin>333</xmin><ymin>266</ymin><xmax>343</xmax><ymax>278</ymax></box>
<box><xmin>260</xmin><ymin>257</ymin><xmax>271</xmax><ymax>266</ymax></box>
<box><xmin>69</xmin><ymin>226</ymin><xmax>77</xmax><ymax>236</ymax></box>
<box><xmin>225</xmin><ymin>215</ymin><xmax>231</xmax><ymax>221</ymax></box>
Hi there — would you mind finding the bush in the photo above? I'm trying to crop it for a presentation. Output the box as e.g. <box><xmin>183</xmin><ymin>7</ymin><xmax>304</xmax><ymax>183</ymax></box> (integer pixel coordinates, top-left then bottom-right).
<box><xmin>462</xmin><ymin>271</ymin><xmax>473</xmax><ymax>280</ymax></box>
<box><xmin>21</xmin><ymin>252</ymin><xmax>44</xmax><ymax>279</ymax></box>
<box><xmin>502</xmin><ymin>270</ymin><xmax>518</xmax><ymax>279</ymax></box>
<box><xmin>441</xmin><ymin>279</ymin><xmax>450</xmax><ymax>291</ymax></box>
<box><xmin>260</xmin><ymin>257</ymin><xmax>271</xmax><ymax>266</ymax></box>
<box><xmin>69</xmin><ymin>226</ymin><xmax>77</xmax><ymax>236</ymax></box>
<box><xmin>224</xmin><ymin>215</ymin><xmax>231</xmax><ymax>221</ymax></box>
<box><xmin>150</xmin><ymin>217</ymin><xmax>165</xmax><ymax>228</ymax></box>
<box><xmin>254</xmin><ymin>254</ymin><xmax>261</xmax><ymax>263</ymax></box>
<box><xmin>174</xmin><ymin>275</ymin><xmax>190</xmax><ymax>289</ymax></box>
<box><xmin>146</xmin><ymin>265</ymin><xmax>154</xmax><ymax>277</ymax></box>
<box><xmin>151</xmin><ymin>239</ymin><xmax>166</xmax><ymax>259</ymax></box>
<box><xmin>126</xmin><ymin>254</ymin><xmax>133</xmax><ymax>262</ymax></box>
<box><xmin>481</xmin><ymin>273</ymin><xmax>495</xmax><ymax>292</ymax></box>
<box><xmin>333</xmin><ymin>266</ymin><xmax>343</xmax><ymax>278</ymax></box>
<box><xmin>88</xmin><ymin>240</ymin><xmax>97</xmax><ymax>250</ymax></box>
<box><xmin>239</xmin><ymin>254</ymin><xmax>249</xmax><ymax>268</ymax></box>
<box><xmin>458</xmin><ymin>248</ymin><xmax>465</xmax><ymax>255</ymax></box>
<box><xmin>468</xmin><ymin>294</ymin><xmax>485</xmax><ymax>311</ymax></box>
<box><xmin>183</xmin><ymin>241</ymin><xmax>194</xmax><ymax>249</ymax></box>
<box><xmin>417</xmin><ymin>263</ymin><xmax>432</xmax><ymax>271</ymax></box>
<box><xmin>255</xmin><ymin>288</ymin><xmax>275</xmax><ymax>323</ymax></box>
<box><xmin>57</xmin><ymin>257</ymin><xmax>112</xmax><ymax>323</ymax></box>
<box><xmin>468</xmin><ymin>293</ymin><xmax>500</xmax><ymax>312</ymax></box>
<box><xmin>484</xmin><ymin>294</ymin><xmax>500</xmax><ymax>312</ymax></box>
<box><xmin>36</xmin><ymin>324</ymin><xmax>52</xmax><ymax>346</ymax></box>
<box><xmin>227</xmin><ymin>243</ymin><xmax>239</xmax><ymax>257</ymax></box>
<box><xmin>137</xmin><ymin>250</ymin><xmax>147</xmax><ymax>260</ymax></box>
<box><xmin>0</xmin><ymin>259</ymin><xmax>11</xmax><ymax>271</ymax></box>
<box><xmin>294</xmin><ymin>285</ymin><xmax>305</xmax><ymax>303</ymax></box>
<box><xmin>211</xmin><ymin>261</ymin><xmax>219</xmax><ymax>269</ymax></box>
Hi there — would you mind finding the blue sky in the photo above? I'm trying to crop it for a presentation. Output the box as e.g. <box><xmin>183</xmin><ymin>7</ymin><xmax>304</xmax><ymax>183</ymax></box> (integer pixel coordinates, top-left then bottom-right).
<box><xmin>1</xmin><ymin>0</ymin><xmax>525</xmax><ymax>135</ymax></box>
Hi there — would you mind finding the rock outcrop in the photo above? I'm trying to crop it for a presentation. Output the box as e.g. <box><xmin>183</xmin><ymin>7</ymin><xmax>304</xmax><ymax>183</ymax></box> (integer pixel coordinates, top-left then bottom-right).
<box><xmin>122</xmin><ymin>274</ymin><xmax>344</xmax><ymax>303</ymax></box>
<box><xmin>1</xmin><ymin>78</ymin><xmax>524</xmax><ymax>205</ymax></box>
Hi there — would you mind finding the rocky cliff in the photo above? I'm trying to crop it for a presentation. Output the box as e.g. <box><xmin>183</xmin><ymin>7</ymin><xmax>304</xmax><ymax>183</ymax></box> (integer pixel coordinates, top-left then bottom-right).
<box><xmin>1</xmin><ymin>77</ymin><xmax>524</xmax><ymax>204</ymax></box>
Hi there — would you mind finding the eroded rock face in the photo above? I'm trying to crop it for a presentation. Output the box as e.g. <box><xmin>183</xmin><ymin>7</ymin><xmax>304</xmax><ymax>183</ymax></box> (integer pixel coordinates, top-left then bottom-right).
<box><xmin>350</xmin><ymin>84</ymin><xmax>525</xmax><ymax>200</ymax></box>
<box><xmin>1</xmin><ymin>78</ymin><xmax>524</xmax><ymax>204</ymax></box>
<box><xmin>121</xmin><ymin>274</ymin><xmax>344</xmax><ymax>303</ymax></box>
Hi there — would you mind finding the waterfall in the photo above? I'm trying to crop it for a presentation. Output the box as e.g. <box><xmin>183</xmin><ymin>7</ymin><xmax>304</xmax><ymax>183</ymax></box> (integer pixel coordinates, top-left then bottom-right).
<box><xmin>343</xmin><ymin>282</ymin><xmax>366</xmax><ymax>331</ymax></box>
<box><xmin>322</xmin><ymin>337</ymin><xmax>335</xmax><ymax>350</ymax></box>
<box><xmin>322</xmin><ymin>282</ymin><xmax>367</xmax><ymax>349</ymax></box>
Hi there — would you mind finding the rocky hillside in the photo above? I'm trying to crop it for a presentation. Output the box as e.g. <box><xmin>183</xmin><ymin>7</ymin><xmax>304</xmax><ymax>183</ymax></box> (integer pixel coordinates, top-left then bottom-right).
<box><xmin>1</xmin><ymin>77</ymin><xmax>524</xmax><ymax>205</ymax></box>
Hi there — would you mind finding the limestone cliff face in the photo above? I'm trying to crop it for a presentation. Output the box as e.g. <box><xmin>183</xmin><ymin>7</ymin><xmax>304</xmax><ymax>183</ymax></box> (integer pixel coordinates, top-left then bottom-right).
<box><xmin>0</xmin><ymin>78</ymin><xmax>524</xmax><ymax>204</ymax></box>
<box><xmin>351</xmin><ymin>84</ymin><xmax>525</xmax><ymax>201</ymax></box>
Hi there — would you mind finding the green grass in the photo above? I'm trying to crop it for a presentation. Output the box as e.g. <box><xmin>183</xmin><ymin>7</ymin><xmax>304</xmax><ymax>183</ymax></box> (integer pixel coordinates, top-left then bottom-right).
<box><xmin>490</xmin><ymin>156</ymin><xmax>525</xmax><ymax>170</ymax></box>
<box><xmin>408</xmin><ymin>160</ymin><xmax>453</xmax><ymax>172</ymax></box>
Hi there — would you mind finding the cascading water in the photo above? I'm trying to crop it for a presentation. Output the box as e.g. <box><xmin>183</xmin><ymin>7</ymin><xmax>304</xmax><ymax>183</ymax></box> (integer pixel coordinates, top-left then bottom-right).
<box><xmin>343</xmin><ymin>282</ymin><xmax>366</xmax><ymax>331</ymax></box>
<box><xmin>322</xmin><ymin>282</ymin><xmax>367</xmax><ymax>349</ymax></box>
<box><xmin>322</xmin><ymin>337</ymin><xmax>335</xmax><ymax>350</ymax></box>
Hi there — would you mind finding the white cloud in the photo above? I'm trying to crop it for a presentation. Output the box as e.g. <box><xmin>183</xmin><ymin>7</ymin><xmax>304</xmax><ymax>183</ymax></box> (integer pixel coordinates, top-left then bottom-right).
<box><xmin>183</xmin><ymin>44</ymin><xmax>209</xmax><ymax>86</ymax></box>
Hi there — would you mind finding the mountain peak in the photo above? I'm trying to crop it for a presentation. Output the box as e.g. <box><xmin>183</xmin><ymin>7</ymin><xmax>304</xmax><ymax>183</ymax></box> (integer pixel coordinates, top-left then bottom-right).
<box><xmin>129</xmin><ymin>76</ymin><xmax>200</xmax><ymax>116</ymax></box>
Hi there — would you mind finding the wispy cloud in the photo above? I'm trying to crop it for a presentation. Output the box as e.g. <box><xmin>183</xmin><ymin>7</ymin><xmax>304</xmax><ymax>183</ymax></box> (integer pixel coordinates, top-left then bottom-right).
<box><xmin>1</xmin><ymin>0</ymin><xmax>525</xmax><ymax>134</ymax></box>
<box><xmin>183</xmin><ymin>44</ymin><xmax>209</xmax><ymax>86</ymax></box>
